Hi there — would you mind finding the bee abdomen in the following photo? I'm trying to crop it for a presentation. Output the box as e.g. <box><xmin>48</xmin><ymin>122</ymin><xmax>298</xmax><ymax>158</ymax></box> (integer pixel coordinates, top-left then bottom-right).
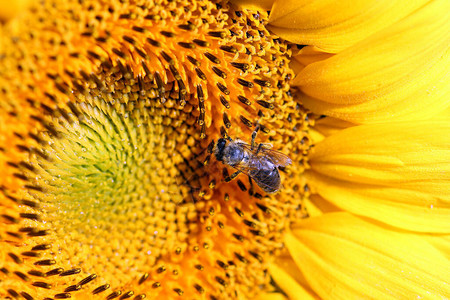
<box><xmin>249</xmin><ymin>168</ymin><xmax>280</xmax><ymax>194</ymax></box>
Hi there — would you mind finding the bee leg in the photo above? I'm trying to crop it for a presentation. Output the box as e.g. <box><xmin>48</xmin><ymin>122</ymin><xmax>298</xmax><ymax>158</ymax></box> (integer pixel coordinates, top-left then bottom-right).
<box><xmin>248</xmin><ymin>176</ymin><xmax>254</xmax><ymax>196</ymax></box>
<box><xmin>251</xmin><ymin>123</ymin><xmax>261</xmax><ymax>150</ymax></box>
<box><xmin>225</xmin><ymin>170</ymin><xmax>241</xmax><ymax>182</ymax></box>
<box><xmin>255</xmin><ymin>143</ymin><xmax>263</xmax><ymax>155</ymax></box>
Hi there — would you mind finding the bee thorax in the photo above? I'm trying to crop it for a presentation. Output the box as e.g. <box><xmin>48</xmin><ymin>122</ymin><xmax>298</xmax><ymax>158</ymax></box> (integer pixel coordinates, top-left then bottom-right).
<box><xmin>222</xmin><ymin>144</ymin><xmax>245</xmax><ymax>166</ymax></box>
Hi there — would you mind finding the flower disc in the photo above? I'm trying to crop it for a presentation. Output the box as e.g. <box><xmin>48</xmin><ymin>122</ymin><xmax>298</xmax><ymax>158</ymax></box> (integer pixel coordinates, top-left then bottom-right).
<box><xmin>0</xmin><ymin>0</ymin><xmax>311</xmax><ymax>298</ymax></box>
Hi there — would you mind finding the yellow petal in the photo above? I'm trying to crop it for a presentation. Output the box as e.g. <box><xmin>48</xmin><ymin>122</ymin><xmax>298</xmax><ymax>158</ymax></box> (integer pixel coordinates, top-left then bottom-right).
<box><xmin>309</xmin><ymin>115</ymin><xmax>356</xmax><ymax>145</ymax></box>
<box><xmin>0</xmin><ymin>0</ymin><xmax>30</xmax><ymax>22</ymax></box>
<box><xmin>308</xmin><ymin>128</ymin><xmax>325</xmax><ymax>145</ymax></box>
<box><xmin>290</xmin><ymin>45</ymin><xmax>334</xmax><ymax>80</ymax></box>
<box><xmin>286</xmin><ymin>213</ymin><xmax>450</xmax><ymax>299</ymax></box>
<box><xmin>435</xmin><ymin>106</ymin><xmax>450</xmax><ymax>120</ymax></box>
<box><xmin>312</xmin><ymin>116</ymin><xmax>356</xmax><ymax>137</ymax></box>
<box><xmin>294</xmin><ymin>0</ymin><xmax>450</xmax><ymax>124</ymax></box>
<box><xmin>253</xmin><ymin>292</ymin><xmax>288</xmax><ymax>300</ymax></box>
<box><xmin>307</xmin><ymin>121</ymin><xmax>450</xmax><ymax>233</ymax></box>
<box><xmin>268</xmin><ymin>0</ymin><xmax>429</xmax><ymax>53</ymax></box>
<box><xmin>425</xmin><ymin>235</ymin><xmax>450</xmax><ymax>260</ymax></box>
<box><xmin>269</xmin><ymin>263</ymin><xmax>318</xmax><ymax>300</ymax></box>
<box><xmin>230</xmin><ymin>0</ymin><xmax>275</xmax><ymax>11</ymax></box>
<box><xmin>292</xmin><ymin>46</ymin><xmax>334</xmax><ymax>66</ymax></box>
<box><xmin>303</xmin><ymin>194</ymin><xmax>342</xmax><ymax>217</ymax></box>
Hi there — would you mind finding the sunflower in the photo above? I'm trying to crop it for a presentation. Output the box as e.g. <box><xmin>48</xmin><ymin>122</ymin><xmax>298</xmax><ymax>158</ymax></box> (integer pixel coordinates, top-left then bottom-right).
<box><xmin>0</xmin><ymin>0</ymin><xmax>449</xmax><ymax>299</ymax></box>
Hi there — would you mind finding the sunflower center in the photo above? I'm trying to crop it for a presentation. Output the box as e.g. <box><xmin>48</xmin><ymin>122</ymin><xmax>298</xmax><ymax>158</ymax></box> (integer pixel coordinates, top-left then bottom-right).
<box><xmin>0</xmin><ymin>1</ymin><xmax>312</xmax><ymax>298</ymax></box>
<box><xmin>26</xmin><ymin>73</ymin><xmax>202</xmax><ymax>284</ymax></box>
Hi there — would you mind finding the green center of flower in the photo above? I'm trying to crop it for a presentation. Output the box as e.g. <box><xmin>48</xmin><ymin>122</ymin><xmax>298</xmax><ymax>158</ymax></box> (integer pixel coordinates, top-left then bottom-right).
<box><xmin>26</xmin><ymin>82</ymin><xmax>202</xmax><ymax>285</ymax></box>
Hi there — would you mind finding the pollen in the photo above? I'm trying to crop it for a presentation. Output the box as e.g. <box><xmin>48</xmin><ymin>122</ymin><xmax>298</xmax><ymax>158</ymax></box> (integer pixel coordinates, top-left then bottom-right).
<box><xmin>0</xmin><ymin>0</ymin><xmax>313</xmax><ymax>299</ymax></box>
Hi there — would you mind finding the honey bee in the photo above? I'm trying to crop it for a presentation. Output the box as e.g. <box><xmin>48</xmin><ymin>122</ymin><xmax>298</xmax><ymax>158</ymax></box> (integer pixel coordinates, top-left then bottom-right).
<box><xmin>214</xmin><ymin>125</ymin><xmax>292</xmax><ymax>194</ymax></box>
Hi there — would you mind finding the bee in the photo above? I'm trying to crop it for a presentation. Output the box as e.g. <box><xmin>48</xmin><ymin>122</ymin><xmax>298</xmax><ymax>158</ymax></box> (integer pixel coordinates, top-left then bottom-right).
<box><xmin>214</xmin><ymin>125</ymin><xmax>292</xmax><ymax>194</ymax></box>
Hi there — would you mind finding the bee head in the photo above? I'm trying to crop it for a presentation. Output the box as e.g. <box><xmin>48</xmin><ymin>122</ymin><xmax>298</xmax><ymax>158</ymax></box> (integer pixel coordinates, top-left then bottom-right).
<box><xmin>214</xmin><ymin>138</ymin><xmax>227</xmax><ymax>162</ymax></box>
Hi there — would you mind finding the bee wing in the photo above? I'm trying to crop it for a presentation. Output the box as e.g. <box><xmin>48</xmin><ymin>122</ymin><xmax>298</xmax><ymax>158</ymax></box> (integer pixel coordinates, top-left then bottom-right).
<box><xmin>264</xmin><ymin>149</ymin><xmax>292</xmax><ymax>167</ymax></box>
<box><xmin>228</xmin><ymin>161</ymin><xmax>279</xmax><ymax>193</ymax></box>
<box><xmin>229</xmin><ymin>159</ymin><xmax>260</xmax><ymax>176</ymax></box>
<box><xmin>239</xmin><ymin>143</ymin><xmax>292</xmax><ymax>167</ymax></box>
